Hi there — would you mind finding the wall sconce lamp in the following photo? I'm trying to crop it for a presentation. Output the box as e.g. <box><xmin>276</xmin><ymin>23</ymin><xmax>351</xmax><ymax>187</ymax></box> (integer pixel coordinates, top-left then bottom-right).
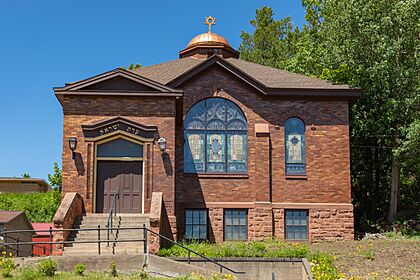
<box><xmin>68</xmin><ymin>137</ymin><xmax>78</xmax><ymax>159</ymax></box>
<box><xmin>157</xmin><ymin>138</ymin><xmax>167</xmax><ymax>152</ymax></box>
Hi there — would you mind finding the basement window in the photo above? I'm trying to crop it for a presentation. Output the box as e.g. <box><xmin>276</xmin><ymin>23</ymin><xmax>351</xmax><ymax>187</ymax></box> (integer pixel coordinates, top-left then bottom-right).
<box><xmin>185</xmin><ymin>209</ymin><xmax>208</xmax><ymax>240</ymax></box>
<box><xmin>224</xmin><ymin>209</ymin><xmax>247</xmax><ymax>241</ymax></box>
<box><xmin>285</xmin><ymin>210</ymin><xmax>308</xmax><ymax>240</ymax></box>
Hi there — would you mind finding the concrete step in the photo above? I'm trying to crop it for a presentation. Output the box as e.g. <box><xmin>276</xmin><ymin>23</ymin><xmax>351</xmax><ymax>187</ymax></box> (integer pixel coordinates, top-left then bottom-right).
<box><xmin>63</xmin><ymin>213</ymin><xmax>150</xmax><ymax>256</ymax></box>
<box><xmin>79</xmin><ymin>220</ymin><xmax>149</xmax><ymax>226</ymax></box>
<box><xmin>72</xmin><ymin>233</ymin><xmax>145</xmax><ymax>240</ymax></box>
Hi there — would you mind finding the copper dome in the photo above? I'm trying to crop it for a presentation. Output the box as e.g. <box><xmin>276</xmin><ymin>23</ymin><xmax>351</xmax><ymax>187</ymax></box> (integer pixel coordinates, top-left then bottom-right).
<box><xmin>186</xmin><ymin>32</ymin><xmax>231</xmax><ymax>49</ymax></box>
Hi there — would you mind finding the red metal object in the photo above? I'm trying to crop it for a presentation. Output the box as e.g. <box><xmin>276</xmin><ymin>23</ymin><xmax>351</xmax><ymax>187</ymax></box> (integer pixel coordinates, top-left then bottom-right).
<box><xmin>31</xmin><ymin>223</ymin><xmax>53</xmax><ymax>256</ymax></box>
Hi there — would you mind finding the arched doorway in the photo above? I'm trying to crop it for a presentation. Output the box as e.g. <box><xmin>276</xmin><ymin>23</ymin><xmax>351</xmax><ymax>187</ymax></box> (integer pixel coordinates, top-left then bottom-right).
<box><xmin>95</xmin><ymin>136</ymin><xmax>144</xmax><ymax>213</ymax></box>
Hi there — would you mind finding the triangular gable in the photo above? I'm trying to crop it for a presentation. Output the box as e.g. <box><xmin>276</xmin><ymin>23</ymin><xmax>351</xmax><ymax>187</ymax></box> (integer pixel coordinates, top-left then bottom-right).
<box><xmin>166</xmin><ymin>55</ymin><xmax>361</xmax><ymax>99</ymax></box>
<box><xmin>167</xmin><ymin>55</ymin><xmax>268</xmax><ymax>95</ymax></box>
<box><xmin>55</xmin><ymin>68</ymin><xmax>181</xmax><ymax>93</ymax></box>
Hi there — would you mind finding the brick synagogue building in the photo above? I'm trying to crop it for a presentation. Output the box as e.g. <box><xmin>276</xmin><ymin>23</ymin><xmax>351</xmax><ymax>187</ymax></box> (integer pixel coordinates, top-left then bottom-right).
<box><xmin>54</xmin><ymin>18</ymin><xmax>360</xmax><ymax>244</ymax></box>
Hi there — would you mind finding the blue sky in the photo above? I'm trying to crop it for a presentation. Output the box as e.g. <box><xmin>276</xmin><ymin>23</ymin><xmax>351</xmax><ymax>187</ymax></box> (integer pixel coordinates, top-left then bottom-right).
<box><xmin>0</xmin><ymin>1</ymin><xmax>305</xmax><ymax>180</ymax></box>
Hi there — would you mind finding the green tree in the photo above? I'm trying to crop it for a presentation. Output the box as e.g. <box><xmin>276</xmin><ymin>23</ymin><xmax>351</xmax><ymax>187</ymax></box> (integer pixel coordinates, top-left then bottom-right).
<box><xmin>239</xmin><ymin>7</ymin><xmax>301</xmax><ymax>69</ymax></box>
<box><xmin>48</xmin><ymin>162</ymin><xmax>62</xmax><ymax>192</ymax></box>
<box><xmin>21</xmin><ymin>172</ymin><xmax>31</xmax><ymax>178</ymax></box>
<box><xmin>126</xmin><ymin>63</ymin><xmax>142</xmax><ymax>70</ymax></box>
<box><xmin>240</xmin><ymin>1</ymin><xmax>419</xmax><ymax>231</ymax></box>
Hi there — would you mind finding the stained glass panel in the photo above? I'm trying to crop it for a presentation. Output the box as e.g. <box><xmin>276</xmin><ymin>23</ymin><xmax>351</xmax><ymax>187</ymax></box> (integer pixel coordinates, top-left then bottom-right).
<box><xmin>184</xmin><ymin>98</ymin><xmax>247</xmax><ymax>173</ymax></box>
<box><xmin>207</xmin><ymin>133</ymin><xmax>225</xmax><ymax>172</ymax></box>
<box><xmin>184</xmin><ymin>132</ymin><xmax>205</xmax><ymax>173</ymax></box>
<box><xmin>285</xmin><ymin>118</ymin><xmax>306</xmax><ymax>175</ymax></box>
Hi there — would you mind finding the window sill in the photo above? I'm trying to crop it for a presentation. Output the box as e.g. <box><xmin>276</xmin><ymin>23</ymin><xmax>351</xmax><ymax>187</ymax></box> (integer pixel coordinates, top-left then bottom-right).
<box><xmin>183</xmin><ymin>173</ymin><xmax>249</xmax><ymax>179</ymax></box>
<box><xmin>285</xmin><ymin>175</ymin><xmax>308</xmax><ymax>180</ymax></box>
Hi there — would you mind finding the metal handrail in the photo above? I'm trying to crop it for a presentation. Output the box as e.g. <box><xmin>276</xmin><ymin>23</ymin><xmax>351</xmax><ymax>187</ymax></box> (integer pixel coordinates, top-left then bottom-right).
<box><xmin>144</xmin><ymin>227</ymin><xmax>245</xmax><ymax>275</ymax></box>
<box><xmin>1</xmin><ymin>226</ymin><xmax>55</xmax><ymax>256</ymax></box>
<box><xmin>0</xmin><ymin>226</ymin><xmax>245</xmax><ymax>275</ymax></box>
<box><xmin>0</xmin><ymin>233</ymin><xmax>49</xmax><ymax>256</ymax></box>
<box><xmin>106</xmin><ymin>192</ymin><xmax>119</xmax><ymax>247</ymax></box>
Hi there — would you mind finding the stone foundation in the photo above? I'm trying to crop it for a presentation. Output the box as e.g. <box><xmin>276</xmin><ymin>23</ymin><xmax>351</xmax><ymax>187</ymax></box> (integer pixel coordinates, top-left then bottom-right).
<box><xmin>248</xmin><ymin>207</ymin><xmax>273</xmax><ymax>240</ymax></box>
<box><xmin>309</xmin><ymin>208</ymin><xmax>354</xmax><ymax>241</ymax></box>
<box><xmin>200</xmin><ymin>205</ymin><xmax>354</xmax><ymax>242</ymax></box>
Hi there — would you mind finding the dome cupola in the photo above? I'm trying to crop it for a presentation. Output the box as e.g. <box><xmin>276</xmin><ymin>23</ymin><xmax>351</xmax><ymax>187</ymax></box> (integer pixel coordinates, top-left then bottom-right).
<box><xmin>179</xmin><ymin>16</ymin><xmax>240</xmax><ymax>59</ymax></box>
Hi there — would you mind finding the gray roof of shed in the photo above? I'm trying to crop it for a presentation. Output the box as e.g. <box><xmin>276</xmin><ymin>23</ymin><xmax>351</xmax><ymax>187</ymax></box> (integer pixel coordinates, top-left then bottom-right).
<box><xmin>0</xmin><ymin>211</ymin><xmax>25</xmax><ymax>223</ymax></box>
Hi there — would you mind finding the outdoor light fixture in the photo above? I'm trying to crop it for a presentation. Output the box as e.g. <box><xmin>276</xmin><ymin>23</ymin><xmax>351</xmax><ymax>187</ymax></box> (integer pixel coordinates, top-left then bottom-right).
<box><xmin>68</xmin><ymin>137</ymin><xmax>78</xmax><ymax>159</ymax></box>
<box><xmin>157</xmin><ymin>138</ymin><xmax>167</xmax><ymax>152</ymax></box>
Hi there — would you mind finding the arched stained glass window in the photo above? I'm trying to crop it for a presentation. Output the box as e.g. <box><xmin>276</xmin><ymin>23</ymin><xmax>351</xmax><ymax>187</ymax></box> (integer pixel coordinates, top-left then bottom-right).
<box><xmin>184</xmin><ymin>98</ymin><xmax>247</xmax><ymax>173</ymax></box>
<box><xmin>285</xmin><ymin>117</ymin><xmax>306</xmax><ymax>175</ymax></box>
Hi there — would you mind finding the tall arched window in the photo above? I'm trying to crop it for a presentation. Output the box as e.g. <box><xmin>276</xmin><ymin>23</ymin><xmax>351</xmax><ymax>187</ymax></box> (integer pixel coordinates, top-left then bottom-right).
<box><xmin>184</xmin><ymin>98</ymin><xmax>247</xmax><ymax>173</ymax></box>
<box><xmin>285</xmin><ymin>117</ymin><xmax>306</xmax><ymax>175</ymax></box>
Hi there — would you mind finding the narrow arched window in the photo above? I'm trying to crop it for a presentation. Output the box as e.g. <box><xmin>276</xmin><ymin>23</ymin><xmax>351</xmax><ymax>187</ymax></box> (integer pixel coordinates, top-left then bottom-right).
<box><xmin>184</xmin><ymin>98</ymin><xmax>247</xmax><ymax>173</ymax></box>
<box><xmin>285</xmin><ymin>117</ymin><xmax>306</xmax><ymax>175</ymax></box>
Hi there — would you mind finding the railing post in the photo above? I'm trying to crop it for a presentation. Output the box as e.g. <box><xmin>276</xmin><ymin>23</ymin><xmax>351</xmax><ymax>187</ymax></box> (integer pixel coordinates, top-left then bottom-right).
<box><xmin>110</xmin><ymin>213</ymin><xmax>113</xmax><ymax>234</ymax></box>
<box><xmin>107</xmin><ymin>225</ymin><xmax>110</xmax><ymax>247</ymax></box>
<box><xmin>16</xmin><ymin>236</ymin><xmax>20</xmax><ymax>257</ymax></box>
<box><xmin>143</xmin><ymin>224</ymin><xmax>147</xmax><ymax>254</ymax></box>
<box><xmin>98</xmin><ymin>225</ymin><xmax>101</xmax><ymax>255</ymax></box>
<box><xmin>188</xmin><ymin>250</ymin><xmax>190</xmax><ymax>264</ymax></box>
<box><xmin>114</xmin><ymin>193</ymin><xmax>118</xmax><ymax>217</ymax></box>
<box><xmin>49</xmin><ymin>226</ymin><xmax>53</xmax><ymax>256</ymax></box>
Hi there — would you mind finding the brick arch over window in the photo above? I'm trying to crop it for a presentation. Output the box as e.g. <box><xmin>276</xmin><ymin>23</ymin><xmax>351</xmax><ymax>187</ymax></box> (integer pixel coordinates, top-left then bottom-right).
<box><xmin>184</xmin><ymin>97</ymin><xmax>247</xmax><ymax>173</ymax></box>
<box><xmin>285</xmin><ymin>117</ymin><xmax>306</xmax><ymax>175</ymax></box>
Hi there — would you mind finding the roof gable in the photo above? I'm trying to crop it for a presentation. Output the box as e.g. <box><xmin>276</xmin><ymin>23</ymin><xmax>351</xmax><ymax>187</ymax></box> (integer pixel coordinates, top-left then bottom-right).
<box><xmin>54</xmin><ymin>68</ymin><xmax>183</xmax><ymax>105</ymax></box>
<box><xmin>55</xmin><ymin>68</ymin><xmax>180</xmax><ymax>93</ymax></box>
<box><xmin>136</xmin><ymin>56</ymin><xmax>361</xmax><ymax>98</ymax></box>
<box><xmin>168</xmin><ymin>55</ymin><xmax>267</xmax><ymax>94</ymax></box>
<box><xmin>81</xmin><ymin>75</ymin><xmax>159</xmax><ymax>92</ymax></box>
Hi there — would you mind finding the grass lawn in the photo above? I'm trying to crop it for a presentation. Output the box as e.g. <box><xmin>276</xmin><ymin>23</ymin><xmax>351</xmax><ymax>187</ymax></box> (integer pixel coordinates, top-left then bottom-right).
<box><xmin>310</xmin><ymin>236</ymin><xmax>420</xmax><ymax>279</ymax></box>
<box><xmin>0</xmin><ymin>270</ymin><xmax>173</xmax><ymax>280</ymax></box>
<box><xmin>1</xmin><ymin>234</ymin><xmax>418</xmax><ymax>279</ymax></box>
<box><xmin>158</xmin><ymin>234</ymin><xmax>420</xmax><ymax>280</ymax></box>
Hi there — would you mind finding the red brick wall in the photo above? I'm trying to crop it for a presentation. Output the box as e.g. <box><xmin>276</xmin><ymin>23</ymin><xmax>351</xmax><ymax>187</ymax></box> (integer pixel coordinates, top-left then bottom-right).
<box><xmin>61</xmin><ymin>95</ymin><xmax>176</xmax><ymax>215</ymax></box>
<box><xmin>175</xmin><ymin>65</ymin><xmax>353</xmax><ymax>240</ymax></box>
<box><xmin>59</xmin><ymin>64</ymin><xmax>354</xmax><ymax>242</ymax></box>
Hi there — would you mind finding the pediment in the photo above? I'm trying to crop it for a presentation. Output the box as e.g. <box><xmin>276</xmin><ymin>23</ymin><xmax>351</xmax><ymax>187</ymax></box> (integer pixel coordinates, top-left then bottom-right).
<box><xmin>81</xmin><ymin>117</ymin><xmax>157</xmax><ymax>141</ymax></box>
<box><xmin>168</xmin><ymin>55</ymin><xmax>267</xmax><ymax>95</ymax></box>
<box><xmin>54</xmin><ymin>68</ymin><xmax>182</xmax><ymax>106</ymax></box>
<box><xmin>81</xmin><ymin>75</ymin><xmax>159</xmax><ymax>91</ymax></box>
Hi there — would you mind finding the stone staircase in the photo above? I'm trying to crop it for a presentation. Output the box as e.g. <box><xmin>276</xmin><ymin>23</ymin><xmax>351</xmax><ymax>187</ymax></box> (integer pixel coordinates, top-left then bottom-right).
<box><xmin>63</xmin><ymin>213</ymin><xmax>150</xmax><ymax>255</ymax></box>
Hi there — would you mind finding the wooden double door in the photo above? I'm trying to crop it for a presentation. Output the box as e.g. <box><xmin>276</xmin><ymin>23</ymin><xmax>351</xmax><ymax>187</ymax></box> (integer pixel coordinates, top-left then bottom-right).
<box><xmin>96</xmin><ymin>161</ymin><xmax>143</xmax><ymax>213</ymax></box>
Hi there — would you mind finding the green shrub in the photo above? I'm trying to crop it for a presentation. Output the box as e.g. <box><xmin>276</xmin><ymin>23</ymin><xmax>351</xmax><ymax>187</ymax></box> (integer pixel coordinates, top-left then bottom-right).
<box><xmin>0</xmin><ymin>252</ymin><xmax>16</xmax><ymax>278</ymax></box>
<box><xmin>0</xmin><ymin>190</ymin><xmax>61</xmax><ymax>222</ymax></box>
<box><xmin>158</xmin><ymin>239</ymin><xmax>309</xmax><ymax>258</ymax></box>
<box><xmin>37</xmin><ymin>258</ymin><xmax>57</xmax><ymax>277</ymax></box>
<box><xmin>74</xmin><ymin>263</ymin><xmax>86</xmax><ymax>276</ymax></box>
<box><xmin>308</xmin><ymin>252</ymin><xmax>344</xmax><ymax>280</ymax></box>
<box><xmin>109</xmin><ymin>261</ymin><xmax>117</xmax><ymax>277</ymax></box>
<box><xmin>17</xmin><ymin>267</ymin><xmax>39</xmax><ymax>280</ymax></box>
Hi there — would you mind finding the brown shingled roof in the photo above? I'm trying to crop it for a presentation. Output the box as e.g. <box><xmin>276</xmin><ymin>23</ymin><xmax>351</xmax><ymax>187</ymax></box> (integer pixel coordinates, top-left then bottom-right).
<box><xmin>134</xmin><ymin>56</ymin><xmax>354</xmax><ymax>90</ymax></box>
<box><xmin>133</xmin><ymin>57</ymin><xmax>202</xmax><ymax>85</ymax></box>
<box><xmin>226</xmin><ymin>58</ymin><xmax>352</xmax><ymax>89</ymax></box>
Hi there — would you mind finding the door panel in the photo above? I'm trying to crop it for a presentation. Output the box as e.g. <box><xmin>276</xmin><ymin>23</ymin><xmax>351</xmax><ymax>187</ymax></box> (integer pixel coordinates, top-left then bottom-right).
<box><xmin>96</xmin><ymin>161</ymin><xmax>143</xmax><ymax>213</ymax></box>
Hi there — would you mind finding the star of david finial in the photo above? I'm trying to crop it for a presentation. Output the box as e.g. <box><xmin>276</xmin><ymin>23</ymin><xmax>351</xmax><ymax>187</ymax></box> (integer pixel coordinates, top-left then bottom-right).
<box><xmin>205</xmin><ymin>16</ymin><xmax>216</xmax><ymax>33</ymax></box>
